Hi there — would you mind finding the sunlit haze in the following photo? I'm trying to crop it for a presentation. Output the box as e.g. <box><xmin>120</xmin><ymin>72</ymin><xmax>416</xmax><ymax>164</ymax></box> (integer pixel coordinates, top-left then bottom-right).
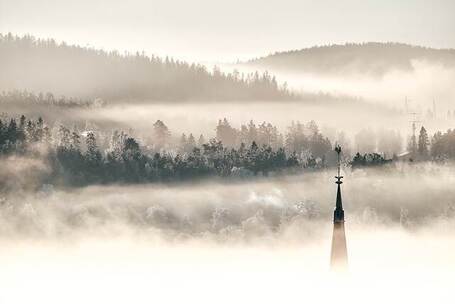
<box><xmin>1</xmin><ymin>0</ymin><xmax>455</xmax><ymax>62</ymax></box>
<box><xmin>1</xmin><ymin>1</ymin><xmax>455</xmax><ymax>303</ymax></box>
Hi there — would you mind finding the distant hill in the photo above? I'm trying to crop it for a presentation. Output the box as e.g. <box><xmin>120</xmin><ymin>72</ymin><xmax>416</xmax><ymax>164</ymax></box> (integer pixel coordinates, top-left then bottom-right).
<box><xmin>0</xmin><ymin>33</ymin><xmax>294</xmax><ymax>102</ymax></box>
<box><xmin>246</xmin><ymin>42</ymin><xmax>455</xmax><ymax>76</ymax></box>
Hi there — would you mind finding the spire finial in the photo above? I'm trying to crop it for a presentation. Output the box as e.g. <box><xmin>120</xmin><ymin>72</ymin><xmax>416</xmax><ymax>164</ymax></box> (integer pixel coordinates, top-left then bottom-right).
<box><xmin>333</xmin><ymin>144</ymin><xmax>344</xmax><ymax>222</ymax></box>
<box><xmin>335</xmin><ymin>144</ymin><xmax>343</xmax><ymax>185</ymax></box>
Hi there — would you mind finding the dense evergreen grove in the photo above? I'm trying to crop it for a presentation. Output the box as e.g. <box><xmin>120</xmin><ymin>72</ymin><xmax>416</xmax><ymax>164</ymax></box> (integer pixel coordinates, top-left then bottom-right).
<box><xmin>0</xmin><ymin>90</ymin><xmax>101</xmax><ymax>108</ymax></box>
<box><xmin>0</xmin><ymin>33</ymin><xmax>294</xmax><ymax>102</ymax></box>
<box><xmin>350</xmin><ymin>153</ymin><xmax>392</xmax><ymax>169</ymax></box>
<box><xmin>431</xmin><ymin>129</ymin><xmax>455</xmax><ymax>160</ymax></box>
<box><xmin>248</xmin><ymin>42</ymin><xmax>455</xmax><ymax>76</ymax></box>
<box><xmin>0</xmin><ymin>115</ymin><xmax>325</xmax><ymax>187</ymax></box>
<box><xmin>2</xmin><ymin>114</ymin><xmax>453</xmax><ymax>187</ymax></box>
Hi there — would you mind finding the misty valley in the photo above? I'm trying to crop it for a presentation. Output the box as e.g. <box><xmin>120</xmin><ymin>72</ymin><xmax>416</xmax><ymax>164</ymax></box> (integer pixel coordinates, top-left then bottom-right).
<box><xmin>1</xmin><ymin>26</ymin><xmax>455</xmax><ymax>304</ymax></box>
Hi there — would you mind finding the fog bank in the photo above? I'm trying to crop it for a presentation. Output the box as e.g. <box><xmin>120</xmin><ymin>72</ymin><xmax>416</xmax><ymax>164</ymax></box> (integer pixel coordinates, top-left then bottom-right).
<box><xmin>2</xmin><ymin>163</ymin><xmax>455</xmax><ymax>242</ymax></box>
<box><xmin>1</xmin><ymin>163</ymin><xmax>455</xmax><ymax>303</ymax></box>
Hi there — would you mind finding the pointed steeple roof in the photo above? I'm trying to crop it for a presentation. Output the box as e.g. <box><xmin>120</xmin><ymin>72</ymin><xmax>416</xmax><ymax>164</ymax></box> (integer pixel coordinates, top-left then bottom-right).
<box><xmin>333</xmin><ymin>145</ymin><xmax>344</xmax><ymax>223</ymax></box>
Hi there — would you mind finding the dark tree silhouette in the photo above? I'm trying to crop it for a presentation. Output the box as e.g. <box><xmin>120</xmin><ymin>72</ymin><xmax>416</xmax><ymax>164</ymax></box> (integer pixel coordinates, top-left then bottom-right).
<box><xmin>418</xmin><ymin>126</ymin><xmax>429</xmax><ymax>157</ymax></box>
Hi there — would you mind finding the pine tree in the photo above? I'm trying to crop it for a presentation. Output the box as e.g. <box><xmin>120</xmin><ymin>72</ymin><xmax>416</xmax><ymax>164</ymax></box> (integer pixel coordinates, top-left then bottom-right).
<box><xmin>7</xmin><ymin>119</ymin><xmax>18</xmax><ymax>145</ymax></box>
<box><xmin>0</xmin><ymin>119</ymin><xmax>6</xmax><ymax>150</ymax></box>
<box><xmin>153</xmin><ymin>120</ymin><xmax>170</xmax><ymax>150</ymax></box>
<box><xmin>84</xmin><ymin>132</ymin><xmax>102</xmax><ymax>182</ymax></box>
<box><xmin>17</xmin><ymin>115</ymin><xmax>26</xmax><ymax>142</ymax></box>
<box><xmin>187</xmin><ymin>133</ymin><xmax>196</xmax><ymax>153</ymax></box>
<box><xmin>431</xmin><ymin>131</ymin><xmax>443</xmax><ymax>159</ymax></box>
<box><xmin>179</xmin><ymin>133</ymin><xmax>187</xmax><ymax>153</ymax></box>
<box><xmin>26</xmin><ymin>120</ymin><xmax>36</xmax><ymax>142</ymax></box>
<box><xmin>418</xmin><ymin>126</ymin><xmax>429</xmax><ymax>157</ymax></box>
<box><xmin>247</xmin><ymin>120</ymin><xmax>257</xmax><ymax>145</ymax></box>
<box><xmin>85</xmin><ymin>132</ymin><xmax>101</xmax><ymax>163</ymax></box>
<box><xmin>19</xmin><ymin>115</ymin><xmax>26</xmax><ymax>131</ymax></box>
<box><xmin>198</xmin><ymin>134</ymin><xmax>205</xmax><ymax>147</ymax></box>
<box><xmin>122</xmin><ymin>137</ymin><xmax>141</xmax><ymax>161</ymax></box>
<box><xmin>57</xmin><ymin>125</ymin><xmax>71</xmax><ymax>149</ymax></box>
<box><xmin>42</xmin><ymin>126</ymin><xmax>52</xmax><ymax>144</ymax></box>
<box><xmin>36</xmin><ymin>117</ymin><xmax>44</xmax><ymax>142</ymax></box>
<box><xmin>71</xmin><ymin>131</ymin><xmax>81</xmax><ymax>151</ymax></box>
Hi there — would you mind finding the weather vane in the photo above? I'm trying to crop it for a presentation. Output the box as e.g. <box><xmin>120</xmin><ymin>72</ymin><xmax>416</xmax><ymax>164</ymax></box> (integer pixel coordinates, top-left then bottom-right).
<box><xmin>334</xmin><ymin>144</ymin><xmax>343</xmax><ymax>184</ymax></box>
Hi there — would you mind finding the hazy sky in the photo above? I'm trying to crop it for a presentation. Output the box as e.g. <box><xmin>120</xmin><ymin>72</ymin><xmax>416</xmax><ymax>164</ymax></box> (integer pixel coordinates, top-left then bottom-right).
<box><xmin>1</xmin><ymin>0</ymin><xmax>454</xmax><ymax>62</ymax></box>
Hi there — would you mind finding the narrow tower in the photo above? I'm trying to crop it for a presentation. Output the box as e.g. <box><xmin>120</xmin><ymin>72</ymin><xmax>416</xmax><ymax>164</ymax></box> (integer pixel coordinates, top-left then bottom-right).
<box><xmin>330</xmin><ymin>145</ymin><xmax>348</xmax><ymax>271</ymax></box>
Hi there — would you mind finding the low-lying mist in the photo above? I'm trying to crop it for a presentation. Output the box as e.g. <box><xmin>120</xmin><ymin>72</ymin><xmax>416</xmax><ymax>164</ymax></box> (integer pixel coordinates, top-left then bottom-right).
<box><xmin>234</xmin><ymin>60</ymin><xmax>455</xmax><ymax>110</ymax></box>
<box><xmin>2</xmin><ymin>163</ymin><xmax>454</xmax><ymax>242</ymax></box>
<box><xmin>1</xmin><ymin>163</ymin><xmax>455</xmax><ymax>303</ymax></box>
<box><xmin>1</xmin><ymin>101</ymin><xmax>410</xmax><ymax>141</ymax></box>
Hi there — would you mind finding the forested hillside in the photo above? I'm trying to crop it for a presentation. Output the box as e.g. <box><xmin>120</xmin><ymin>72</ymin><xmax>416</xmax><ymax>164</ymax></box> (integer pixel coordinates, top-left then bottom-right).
<box><xmin>0</xmin><ymin>114</ymin><xmax>334</xmax><ymax>188</ymax></box>
<box><xmin>0</xmin><ymin>33</ymin><xmax>294</xmax><ymax>102</ymax></box>
<box><xmin>0</xmin><ymin>90</ymin><xmax>98</xmax><ymax>108</ymax></box>
<box><xmin>2</xmin><ymin>113</ymin><xmax>451</xmax><ymax>190</ymax></box>
<box><xmin>247</xmin><ymin>42</ymin><xmax>455</xmax><ymax>76</ymax></box>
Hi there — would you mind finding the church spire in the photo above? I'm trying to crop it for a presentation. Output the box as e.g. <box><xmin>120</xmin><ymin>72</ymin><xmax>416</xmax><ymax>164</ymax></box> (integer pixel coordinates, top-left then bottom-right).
<box><xmin>330</xmin><ymin>145</ymin><xmax>348</xmax><ymax>271</ymax></box>
<box><xmin>334</xmin><ymin>145</ymin><xmax>344</xmax><ymax>223</ymax></box>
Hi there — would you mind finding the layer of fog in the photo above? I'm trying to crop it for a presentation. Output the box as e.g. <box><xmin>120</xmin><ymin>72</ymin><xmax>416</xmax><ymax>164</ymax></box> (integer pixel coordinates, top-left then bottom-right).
<box><xmin>232</xmin><ymin>60</ymin><xmax>455</xmax><ymax>111</ymax></box>
<box><xmin>1</xmin><ymin>164</ymin><xmax>455</xmax><ymax>303</ymax></box>
<box><xmin>2</xmin><ymin>163</ymin><xmax>455</xmax><ymax>242</ymax></box>
<box><xmin>0</xmin><ymin>101</ymin><xmax>407</xmax><ymax>141</ymax></box>
<box><xmin>1</xmin><ymin>229</ymin><xmax>453</xmax><ymax>304</ymax></box>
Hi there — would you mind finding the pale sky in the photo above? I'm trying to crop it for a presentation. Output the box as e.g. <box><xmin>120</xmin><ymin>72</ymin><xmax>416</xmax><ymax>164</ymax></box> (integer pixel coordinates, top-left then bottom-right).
<box><xmin>1</xmin><ymin>0</ymin><xmax>454</xmax><ymax>62</ymax></box>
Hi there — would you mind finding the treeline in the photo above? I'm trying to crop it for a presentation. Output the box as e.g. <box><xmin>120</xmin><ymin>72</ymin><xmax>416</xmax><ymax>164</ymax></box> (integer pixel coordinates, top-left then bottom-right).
<box><xmin>0</xmin><ymin>115</ymin><xmax>325</xmax><ymax>187</ymax></box>
<box><xmin>0</xmin><ymin>115</ymin><xmax>51</xmax><ymax>154</ymax></box>
<box><xmin>351</xmin><ymin>126</ymin><xmax>455</xmax><ymax>166</ymax></box>
<box><xmin>0</xmin><ymin>90</ymin><xmax>102</xmax><ymax>108</ymax></box>
<box><xmin>431</xmin><ymin>129</ymin><xmax>455</xmax><ymax>160</ymax></box>
<box><xmin>214</xmin><ymin>119</ymin><xmax>331</xmax><ymax>158</ymax></box>
<box><xmin>4</xmin><ymin>115</ymin><xmax>454</xmax><ymax>188</ymax></box>
<box><xmin>344</xmin><ymin>126</ymin><xmax>455</xmax><ymax>168</ymax></box>
<box><xmin>247</xmin><ymin>42</ymin><xmax>455</xmax><ymax>76</ymax></box>
<box><xmin>351</xmin><ymin>153</ymin><xmax>392</xmax><ymax>169</ymax></box>
<box><xmin>0</xmin><ymin>33</ymin><xmax>294</xmax><ymax>102</ymax></box>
